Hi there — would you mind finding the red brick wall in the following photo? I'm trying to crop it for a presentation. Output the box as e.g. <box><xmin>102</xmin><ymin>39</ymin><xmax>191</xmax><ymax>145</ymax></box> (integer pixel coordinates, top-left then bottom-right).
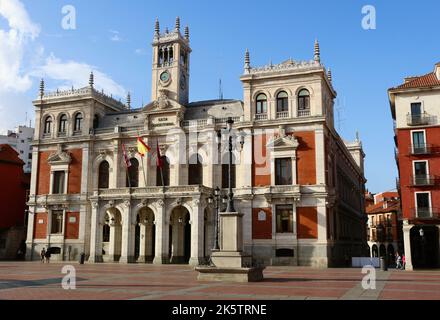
<box><xmin>297</xmin><ymin>207</ymin><xmax>318</xmax><ymax>239</ymax></box>
<box><xmin>37</xmin><ymin>151</ymin><xmax>51</xmax><ymax>195</ymax></box>
<box><xmin>0</xmin><ymin>159</ymin><xmax>27</xmax><ymax>228</ymax></box>
<box><xmin>65</xmin><ymin>212</ymin><xmax>79</xmax><ymax>239</ymax></box>
<box><xmin>252</xmin><ymin>208</ymin><xmax>272</xmax><ymax>239</ymax></box>
<box><xmin>37</xmin><ymin>149</ymin><xmax>83</xmax><ymax>195</ymax></box>
<box><xmin>67</xmin><ymin>149</ymin><xmax>82</xmax><ymax>194</ymax></box>
<box><xmin>397</xmin><ymin>127</ymin><xmax>440</xmax><ymax>220</ymax></box>
<box><xmin>252</xmin><ymin>131</ymin><xmax>317</xmax><ymax>187</ymax></box>
<box><xmin>33</xmin><ymin>212</ymin><xmax>47</xmax><ymax>239</ymax></box>
<box><xmin>253</xmin><ymin>134</ymin><xmax>271</xmax><ymax>186</ymax></box>
<box><xmin>296</xmin><ymin>132</ymin><xmax>316</xmax><ymax>185</ymax></box>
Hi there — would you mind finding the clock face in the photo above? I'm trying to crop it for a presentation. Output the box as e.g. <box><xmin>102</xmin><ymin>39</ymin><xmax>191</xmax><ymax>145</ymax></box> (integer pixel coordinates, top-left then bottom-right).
<box><xmin>160</xmin><ymin>71</ymin><xmax>170</xmax><ymax>83</ymax></box>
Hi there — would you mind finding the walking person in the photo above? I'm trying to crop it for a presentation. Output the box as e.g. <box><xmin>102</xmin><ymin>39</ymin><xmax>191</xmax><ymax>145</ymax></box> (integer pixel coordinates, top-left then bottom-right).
<box><xmin>44</xmin><ymin>248</ymin><xmax>51</xmax><ymax>264</ymax></box>
<box><xmin>395</xmin><ymin>252</ymin><xmax>402</xmax><ymax>270</ymax></box>
<box><xmin>40</xmin><ymin>248</ymin><xmax>46</xmax><ymax>263</ymax></box>
<box><xmin>402</xmin><ymin>254</ymin><xmax>406</xmax><ymax>270</ymax></box>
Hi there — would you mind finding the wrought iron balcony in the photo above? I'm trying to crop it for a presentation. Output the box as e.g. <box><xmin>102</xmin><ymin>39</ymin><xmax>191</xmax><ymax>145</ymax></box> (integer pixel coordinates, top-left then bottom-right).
<box><xmin>409</xmin><ymin>144</ymin><xmax>433</xmax><ymax>155</ymax></box>
<box><xmin>407</xmin><ymin>113</ymin><xmax>435</xmax><ymax>126</ymax></box>
<box><xmin>410</xmin><ymin>175</ymin><xmax>436</xmax><ymax>187</ymax></box>
<box><xmin>411</xmin><ymin>207</ymin><xmax>439</xmax><ymax>219</ymax></box>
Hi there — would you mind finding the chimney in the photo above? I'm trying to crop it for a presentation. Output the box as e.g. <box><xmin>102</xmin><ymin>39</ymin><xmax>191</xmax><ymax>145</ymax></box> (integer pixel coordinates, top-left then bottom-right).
<box><xmin>435</xmin><ymin>62</ymin><xmax>440</xmax><ymax>80</ymax></box>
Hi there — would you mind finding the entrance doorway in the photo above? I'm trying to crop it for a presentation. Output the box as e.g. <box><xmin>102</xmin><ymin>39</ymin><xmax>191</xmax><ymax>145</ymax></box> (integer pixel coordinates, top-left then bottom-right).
<box><xmin>169</xmin><ymin>206</ymin><xmax>191</xmax><ymax>264</ymax></box>
<box><xmin>135</xmin><ymin>207</ymin><xmax>156</xmax><ymax>263</ymax></box>
<box><xmin>410</xmin><ymin>226</ymin><xmax>440</xmax><ymax>269</ymax></box>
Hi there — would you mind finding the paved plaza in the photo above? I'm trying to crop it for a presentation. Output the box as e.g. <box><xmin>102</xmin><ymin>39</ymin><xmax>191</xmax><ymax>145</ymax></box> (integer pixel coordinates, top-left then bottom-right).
<box><xmin>0</xmin><ymin>262</ymin><xmax>439</xmax><ymax>300</ymax></box>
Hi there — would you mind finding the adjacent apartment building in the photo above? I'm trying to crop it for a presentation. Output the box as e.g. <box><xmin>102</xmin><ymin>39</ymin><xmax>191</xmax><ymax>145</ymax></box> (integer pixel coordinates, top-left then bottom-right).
<box><xmin>389</xmin><ymin>62</ymin><xmax>440</xmax><ymax>269</ymax></box>
<box><xmin>0</xmin><ymin>125</ymin><xmax>35</xmax><ymax>173</ymax></box>
<box><xmin>26</xmin><ymin>18</ymin><xmax>367</xmax><ymax>267</ymax></box>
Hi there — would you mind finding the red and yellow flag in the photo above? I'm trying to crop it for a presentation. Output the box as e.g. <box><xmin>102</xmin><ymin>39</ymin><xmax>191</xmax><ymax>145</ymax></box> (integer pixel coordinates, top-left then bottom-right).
<box><xmin>137</xmin><ymin>137</ymin><xmax>151</xmax><ymax>157</ymax></box>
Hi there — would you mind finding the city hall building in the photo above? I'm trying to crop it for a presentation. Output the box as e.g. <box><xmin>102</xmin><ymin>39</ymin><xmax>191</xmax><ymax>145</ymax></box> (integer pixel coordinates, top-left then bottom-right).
<box><xmin>26</xmin><ymin>18</ymin><xmax>367</xmax><ymax>267</ymax></box>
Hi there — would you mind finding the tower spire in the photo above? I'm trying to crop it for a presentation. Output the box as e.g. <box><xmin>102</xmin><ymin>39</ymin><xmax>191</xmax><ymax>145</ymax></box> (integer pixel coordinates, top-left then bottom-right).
<box><xmin>314</xmin><ymin>39</ymin><xmax>321</xmax><ymax>63</ymax></box>
<box><xmin>89</xmin><ymin>71</ymin><xmax>94</xmax><ymax>88</ymax></box>
<box><xmin>127</xmin><ymin>92</ymin><xmax>131</xmax><ymax>110</ymax></box>
<box><xmin>155</xmin><ymin>18</ymin><xmax>160</xmax><ymax>37</ymax></box>
<box><xmin>184</xmin><ymin>26</ymin><xmax>190</xmax><ymax>41</ymax></box>
<box><xmin>244</xmin><ymin>49</ymin><xmax>251</xmax><ymax>74</ymax></box>
<box><xmin>39</xmin><ymin>78</ymin><xmax>45</xmax><ymax>99</ymax></box>
<box><xmin>175</xmin><ymin>16</ymin><xmax>180</xmax><ymax>32</ymax></box>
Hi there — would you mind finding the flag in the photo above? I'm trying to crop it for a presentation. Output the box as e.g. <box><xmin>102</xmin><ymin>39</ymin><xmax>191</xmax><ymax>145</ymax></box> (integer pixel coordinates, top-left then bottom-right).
<box><xmin>137</xmin><ymin>137</ymin><xmax>151</xmax><ymax>157</ymax></box>
<box><xmin>156</xmin><ymin>141</ymin><xmax>163</xmax><ymax>168</ymax></box>
<box><xmin>122</xmin><ymin>143</ymin><xmax>131</xmax><ymax>168</ymax></box>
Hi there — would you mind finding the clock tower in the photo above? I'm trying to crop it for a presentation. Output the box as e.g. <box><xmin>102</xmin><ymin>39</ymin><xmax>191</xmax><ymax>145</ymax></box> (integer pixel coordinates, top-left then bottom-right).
<box><xmin>151</xmin><ymin>17</ymin><xmax>191</xmax><ymax>106</ymax></box>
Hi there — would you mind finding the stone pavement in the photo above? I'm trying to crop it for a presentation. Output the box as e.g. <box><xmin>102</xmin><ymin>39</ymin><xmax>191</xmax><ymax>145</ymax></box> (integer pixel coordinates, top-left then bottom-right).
<box><xmin>0</xmin><ymin>262</ymin><xmax>439</xmax><ymax>300</ymax></box>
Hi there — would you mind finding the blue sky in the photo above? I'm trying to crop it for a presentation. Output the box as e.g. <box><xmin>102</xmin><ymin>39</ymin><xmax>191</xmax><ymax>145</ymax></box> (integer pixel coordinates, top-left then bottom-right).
<box><xmin>1</xmin><ymin>0</ymin><xmax>439</xmax><ymax>193</ymax></box>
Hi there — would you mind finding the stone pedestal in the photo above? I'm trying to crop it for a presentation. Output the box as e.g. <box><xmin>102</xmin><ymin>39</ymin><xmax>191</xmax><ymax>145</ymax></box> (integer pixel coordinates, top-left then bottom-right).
<box><xmin>196</xmin><ymin>212</ymin><xmax>264</xmax><ymax>282</ymax></box>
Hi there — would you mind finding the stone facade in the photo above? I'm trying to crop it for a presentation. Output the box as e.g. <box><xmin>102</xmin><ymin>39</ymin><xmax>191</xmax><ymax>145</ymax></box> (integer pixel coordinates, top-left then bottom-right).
<box><xmin>26</xmin><ymin>18</ymin><xmax>367</xmax><ymax>267</ymax></box>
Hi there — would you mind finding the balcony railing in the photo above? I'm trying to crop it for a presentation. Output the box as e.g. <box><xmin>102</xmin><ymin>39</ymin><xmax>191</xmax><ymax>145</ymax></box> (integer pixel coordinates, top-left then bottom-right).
<box><xmin>298</xmin><ymin>110</ymin><xmax>311</xmax><ymax>117</ymax></box>
<box><xmin>407</xmin><ymin>113</ymin><xmax>436</xmax><ymax>126</ymax></box>
<box><xmin>410</xmin><ymin>175</ymin><xmax>436</xmax><ymax>187</ymax></box>
<box><xmin>255</xmin><ymin>113</ymin><xmax>268</xmax><ymax>121</ymax></box>
<box><xmin>409</xmin><ymin>144</ymin><xmax>433</xmax><ymax>155</ymax></box>
<box><xmin>411</xmin><ymin>207</ymin><xmax>439</xmax><ymax>219</ymax></box>
<box><xmin>276</xmin><ymin>111</ymin><xmax>289</xmax><ymax>119</ymax></box>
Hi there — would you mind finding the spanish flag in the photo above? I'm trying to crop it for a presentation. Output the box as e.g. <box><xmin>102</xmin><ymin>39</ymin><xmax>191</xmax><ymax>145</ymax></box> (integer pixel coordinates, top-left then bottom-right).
<box><xmin>137</xmin><ymin>137</ymin><xmax>151</xmax><ymax>157</ymax></box>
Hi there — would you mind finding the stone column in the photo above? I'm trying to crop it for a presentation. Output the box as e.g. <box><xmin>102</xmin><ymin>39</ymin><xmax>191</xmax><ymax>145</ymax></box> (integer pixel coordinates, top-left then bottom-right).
<box><xmin>25</xmin><ymin>207</ymin><xmax>36</xmax><ymax>261</ymax></box>
<box><xmin>317</xmin><ymin>204</ymin><xmax>327</xmax><ymax>242</ymax></box>
<box><xmin>153</xmin><ymin>200</ymin><xmax>168</xmax><ymax>264</ymax></box>
<box><xmin>402</xmin><ymin>222</ymin><xmax>413</xmax><ymax>271</ymax></box>
<box><xmin>120</xmin><ymin>201</ymin><xmax>135</xmax><ymax>263</ymax></box>
<box><xmin>137</xmin><ymin>222</ymin><xmax>147</xmax><ymax>263</ymax></box>
<box><xmin>189</xmin><ymin>199</ymin><xmax>205</xmax><ymax>266</ymax></box>
<box><xmin>315</xmin><ymin>128</ymin><xmax>326</xmax><ymax>185</ymax></box>
<box><xmin>88</xmin><ymin>202</ymin><xmax>103</xmax><ymax>263</ymax></box>
<box><xmin>145</xmin><ymin>223</ymin><xmax>154</xmax><ymax>260</ymax></box>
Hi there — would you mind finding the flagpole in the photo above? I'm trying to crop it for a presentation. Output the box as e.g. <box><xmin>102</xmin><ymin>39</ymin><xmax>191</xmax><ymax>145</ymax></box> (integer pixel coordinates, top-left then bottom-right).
<box><xmin>157</xmin><ymin>139</ymin><xmax>165</xmax><ymax>191</ymax></box>
<box><xmin>137</xmin><ymin>132</ymin><xmax>148</xmax><ymax>188</ymax></box>
<box><xmin>122</xmin><ymin>143</ymin><xmax>132</xmax><ymax>188</ymax></box>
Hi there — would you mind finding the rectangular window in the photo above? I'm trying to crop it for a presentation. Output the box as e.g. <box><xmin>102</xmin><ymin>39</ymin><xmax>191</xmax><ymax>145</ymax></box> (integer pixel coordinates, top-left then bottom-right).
<box><xmin>51</xmin><ymin>211</ymin><xmax>63</xmax><ymax>234</ymax></box>
<box><xmin>52</xmin><ymin>171</ymin><xmax>66</xmax><ymax>194</ymax></box>
<box><xmin>412</xmin><ymin>131</ymin><xmax>425</xmax><ymax>148</ymax></box>
<box><xmin>414</xmin><ymin>161</ymin><xmax>427</xmax><ymax>176</ymax></box>
<box><xmin>276</xmin><ymin>205</ymin><xmax>293</xmax><ymax>233</ymax></box>
<box><xmin>411</xmin><ymin>103</ymin><xmax>422</xmax><ymax>115</ymax></box>
<box><xmin>275</xmin><ymin>158</ymin><xmax>292</xmax><ymax>185</ymax></box>
<box><xmin>416</xmin><ymin>192</ymin><xmax>431</xmax><ymax>218</ymax></box>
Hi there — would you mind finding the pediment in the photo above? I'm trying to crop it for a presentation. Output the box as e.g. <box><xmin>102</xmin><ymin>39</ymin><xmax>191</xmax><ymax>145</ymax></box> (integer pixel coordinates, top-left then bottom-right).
<box><xmin>143</xmin><ymin>89</ymin><xmax>185</xmax><ymax>114</ymax></box>
<box><xmin>267</xmin><ymin>135</ymin><xmax>299</xmax><ymax>150</ymax></box>
<box><xmin>47</xmin><ymin>145</ymin><xmax>72</xmax><ymax>165</ymax></box>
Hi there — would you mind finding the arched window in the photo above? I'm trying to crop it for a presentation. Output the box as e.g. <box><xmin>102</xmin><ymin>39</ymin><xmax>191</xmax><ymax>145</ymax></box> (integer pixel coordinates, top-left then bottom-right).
<box><xmin>127</xmin><ymin>158</ymin><xmax>139</xmax><ymax>188</ymax></box>
<box><xmin>189</xmin><ymin>154</ymin><xmax>203</xmax><ymax>185</ymax></box>
<box><xmin>93</xmin><ymin>114</ymin><xmax>99</xmax><ymax>129</ymax></box>
<box><xmin>222</xmin><ymin>153</ymin><xmax>236</xmax><ymax>189</ymax></box>
<box><xmin>298</xmin><ymin>89</ymin><xmax>310</xmax><ymax>116</ymax></box>
<box><xmin>74</xmin><ymin>113</ymin><xmax>83</xmax><ymax>132</ymax></box>
<box><xmin>157</xmin><ymin>156</ymin><xmax>170</xmax><ymax>186</ymax></box>
<box><xmin>98</xmin><ymin>161</ymin><xmax>110</xmax><ymax>189</ymax></box>
<box><xmin>255</xmin><ymin>93</ymin><xmax>267</xmax><ymax>114</ymax></box>
<box><xmin>276</xmin><ymin>91</ymin><xmax>289</xmax><ymax>112</ymax></box>
<box><xmin>59</xmin><ymin>114</ymin><xmax>67</xmax><ymax>134</ymax></box>
<box><xmin>43</xmin><ymin>116</ymin><xmax>52</xmax><ymax>134</ymax></box>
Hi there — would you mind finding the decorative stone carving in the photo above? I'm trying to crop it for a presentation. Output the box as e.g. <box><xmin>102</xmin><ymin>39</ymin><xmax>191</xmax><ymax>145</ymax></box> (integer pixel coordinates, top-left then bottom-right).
<box><xmin>153</xmin><ymin>89</ymin><xmax>170</xmax><ymax>110</ymax></box>
<box><xmin>192</xmin><ymin>198</ymin><xmax>200</xmax><ymax>207</ymax></box>
<box><xmin>47</xmin><ymin>144</ymin><xmax>72</xmax><ymax>165</ymax></box>
<box><xmin>155</xmin><ymin>199</ymin><xmax>165</xmax><ymax>208</ymax></box>
<box><xmin>123</xmin><ymin>200</ymin><xmax>131</xmax><ymax>208</ymax></box>
<box><xmin>91</xmin><ymin>201</ymin><xmax>99</xmax><ymax>209</ymax></box>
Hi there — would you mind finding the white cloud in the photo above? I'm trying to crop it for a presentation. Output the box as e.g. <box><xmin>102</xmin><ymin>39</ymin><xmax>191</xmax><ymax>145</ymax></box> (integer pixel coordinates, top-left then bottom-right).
<box><xmin>34</xmin><ymin>54</ymin><xmax>126</xmax><ymax>98</ymax></box>
<box><xmin>109</xmin><ymin>30</ymin><xmax>122</xmax><ymax>42</ymax></box>
<box><xmin>0</xmin><ymin>0</ymin><xmax>127</xmax><ymax>134</ymax></box>
<box><xmin>0</xmin><ymin>0</ymin><xmax>41</xmax><ymax>92</ymax></box>
<box><xmin>135</xmin><ymin>48</ymin><xmax>146</xmax><ymax>55</ymax></box>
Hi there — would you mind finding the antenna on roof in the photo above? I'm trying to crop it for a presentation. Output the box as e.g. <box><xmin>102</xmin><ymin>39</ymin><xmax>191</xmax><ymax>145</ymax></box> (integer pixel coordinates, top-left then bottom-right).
<box><xmin>219</xmin><ymin>79</ymin><xmax>223</xmax><ymax>100</ymax></box>
<box><xmin>25</xmin><ymin>112</ymin><xmax>27</xmax><ymax>126</ymax></box>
